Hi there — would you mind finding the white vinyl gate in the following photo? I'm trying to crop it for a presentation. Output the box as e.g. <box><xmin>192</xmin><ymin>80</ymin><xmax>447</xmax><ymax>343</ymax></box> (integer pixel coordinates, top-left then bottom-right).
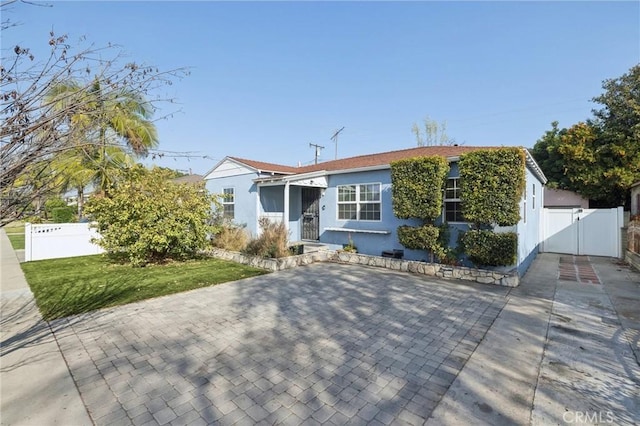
<box><xmin>541</xmin><ymin>207</ymin><xmax>623</xmax><ymax>257</ymax></box>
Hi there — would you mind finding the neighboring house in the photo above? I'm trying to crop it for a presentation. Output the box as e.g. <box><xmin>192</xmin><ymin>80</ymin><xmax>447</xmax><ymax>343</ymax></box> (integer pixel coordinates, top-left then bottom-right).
<box><xmin>543</xmin><ymin>188</ymin><xmax>589</xmax><ymax>209</ymax></box>
<box><xmin>204</xmin><ymin>146</ymin><xmax>547</xmax><ymax>276</ymax></box>
<box><xmin>631</xmin><ymin>181</ymin><xmax>640</xmax><ymax>217</ymax></box>
<box><xmin>172</xmin><ymin>174</ymin><xmax>205</xmax><ymax>186</ymax></box>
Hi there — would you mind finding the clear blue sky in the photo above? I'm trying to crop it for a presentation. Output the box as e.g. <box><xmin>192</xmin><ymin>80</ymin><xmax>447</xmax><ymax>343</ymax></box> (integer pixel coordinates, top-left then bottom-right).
<box><xmin>5</xmin><ymin>1</ymin><xmax>640</xmax><ymax>175</ymax></box>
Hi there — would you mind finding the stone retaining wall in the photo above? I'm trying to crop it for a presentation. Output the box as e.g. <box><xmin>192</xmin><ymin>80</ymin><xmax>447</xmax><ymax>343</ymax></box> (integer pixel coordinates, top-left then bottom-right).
<box><xmin>206</xmin><ymin>248</ymin><xmax>519</xmax><ymax>287</ymax></box>
<box><xmin>331</xmin><ymin>252</ymin><xmax>519</xmax><ymax>287</ymax></box>
<box><xmin>205</xmin><ymin>248</ymin><xmax>333</xmax><ymax>272</ymax></box>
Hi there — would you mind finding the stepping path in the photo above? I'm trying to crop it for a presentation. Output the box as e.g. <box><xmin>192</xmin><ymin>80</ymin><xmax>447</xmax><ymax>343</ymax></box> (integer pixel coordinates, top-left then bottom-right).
<box><xmin>559</xmin><ymin>255</ymin><xmax>601</xmax><ymax>284</ymax></box>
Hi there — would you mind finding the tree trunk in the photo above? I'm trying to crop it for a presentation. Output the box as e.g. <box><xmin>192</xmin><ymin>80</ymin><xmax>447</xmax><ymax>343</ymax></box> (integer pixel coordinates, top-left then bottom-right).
<box><xmin>77</xmin><ymin>186</ymin><xmax>84</xmax><ymax>218</ymax></box>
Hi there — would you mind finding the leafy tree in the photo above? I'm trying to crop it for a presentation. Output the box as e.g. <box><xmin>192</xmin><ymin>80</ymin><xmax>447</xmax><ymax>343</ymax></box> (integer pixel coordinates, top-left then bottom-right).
<box><xmin>50</xmin><ymin>144</ymin><xmax>134</xmax><ymax>217</ymax></box>
<box><xmin>531</xmin><ymin>65</ymin><xmax>640</xmax><ymax>207</ymax></box>
<box><xmin>84</xmin><ymin>166</ymin><xmax>217</xmax><ymax>267</ymax></box>
<box><xmin>530</xmin><ymin>121</ymin><xmax>571</xmax><ymax>190</ymax></box>
<box><xmin>0</xmin><ymin>5</ymin><xmax>187</xmax><ymax>227</ymax></box>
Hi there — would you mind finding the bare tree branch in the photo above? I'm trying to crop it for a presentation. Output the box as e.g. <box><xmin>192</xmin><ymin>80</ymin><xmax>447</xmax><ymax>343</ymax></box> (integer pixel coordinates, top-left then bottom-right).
<box><xmin>1</xmin><ymin>22</ymin><xmax>191</xmax><ymax>226</ymax></box>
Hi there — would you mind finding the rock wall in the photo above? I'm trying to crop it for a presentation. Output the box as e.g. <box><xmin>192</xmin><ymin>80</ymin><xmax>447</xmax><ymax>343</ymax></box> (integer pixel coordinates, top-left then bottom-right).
<box><xmin>205</xmin><ymin>249</ymin><xmax>519</xmax><ymax>287</ymax></box>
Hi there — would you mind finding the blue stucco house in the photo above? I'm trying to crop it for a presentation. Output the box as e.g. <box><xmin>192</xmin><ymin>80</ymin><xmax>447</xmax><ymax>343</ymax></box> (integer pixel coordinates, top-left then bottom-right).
<box><xmin>204</xmin><ymin>146</ymin><xmax>547</xmax><ymax>276</ymax></box>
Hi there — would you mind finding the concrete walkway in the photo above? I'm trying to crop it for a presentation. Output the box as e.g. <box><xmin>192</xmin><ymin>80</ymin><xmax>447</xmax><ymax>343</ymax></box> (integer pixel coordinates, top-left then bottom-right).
<box><xmin>0</xmin><ymin>228</ymin><xmax>92</xmax><ymax>426</ymax></box>
<box><xmin>429</xmin><ymin>253</ymin><xmax>640</xmax><ymax>425</ymax></box>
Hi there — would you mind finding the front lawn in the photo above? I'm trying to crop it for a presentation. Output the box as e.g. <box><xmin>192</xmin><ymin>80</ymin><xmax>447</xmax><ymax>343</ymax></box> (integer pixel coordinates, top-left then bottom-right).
<box><xmin>7</xmin><ymin>233</ymin><xmax>25</xmax><ymax>250</ymax></box>
<box><xmin>21</xmin><ymin>255</ymin><xmax>268</xmax><ymax>320</ymax></box>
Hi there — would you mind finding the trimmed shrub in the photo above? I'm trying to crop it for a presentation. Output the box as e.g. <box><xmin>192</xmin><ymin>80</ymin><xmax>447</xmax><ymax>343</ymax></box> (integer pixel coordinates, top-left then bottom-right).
<box><xmin>212</xmin><ymin>225</ymin><xmax>250</xmax><ymax>252</ymax></box>
<box><xmin>460</xmin><ymin>230</ymin><xmax>518</xmax><ymax>266</ymax></box>
<box><xmin>391</xmin><ymin>156</ymin><xmax>450</xmax><ymax>220</ymax></box>
<box><xmin>244</xmin><ymin>218</ymin><xmax>290</xmax><ymax>259</ymax></box>
<box><xmin>84</xmin><ymin>166</ymin><xmax>216</xmax><ymax>267</ymax></box>
<box><xmin>51</xmin><ymin>207</ymin><xmax>74</xmax><ymax>223</ymax></box>
<box><xmin>397</xmin><ymin>224</ymin><xmax>440</xmax><ymax>251</ymax></box>
<box><xmin>458</xmin><ymin>148</ymin><xmax>526</xmax><ymax>227</ymax></box>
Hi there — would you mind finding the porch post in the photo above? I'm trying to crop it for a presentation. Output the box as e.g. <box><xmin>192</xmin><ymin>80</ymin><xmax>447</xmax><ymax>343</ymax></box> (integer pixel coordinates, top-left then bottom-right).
<box><xmin>284</xmin><ymin>181</ymin><xmax>290</xmax><ymax>231</ymax></box>
<box><xmin>256</xmin><ymin>185</ymin><xmax>261</xmax><ymax>236</ymax></box>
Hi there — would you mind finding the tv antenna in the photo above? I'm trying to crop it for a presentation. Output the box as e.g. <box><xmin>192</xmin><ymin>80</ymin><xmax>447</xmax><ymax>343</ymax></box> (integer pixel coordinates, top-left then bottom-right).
<box><xmin>309</xmin><ymin>143</ymin><xmax>324</xmax><ymax>165</ymax></box>
<box><xmin>330</xmin><ymin>126</ymin><xmax>345</xmax><ymax>160</ymax></box>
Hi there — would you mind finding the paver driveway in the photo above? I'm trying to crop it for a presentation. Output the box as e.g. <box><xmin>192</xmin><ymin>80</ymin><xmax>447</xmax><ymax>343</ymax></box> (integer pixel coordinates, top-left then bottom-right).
<box><xmin>52</xmin><ymin>263</ymin><xmax>508</xmax><ymax>425</ymax></box>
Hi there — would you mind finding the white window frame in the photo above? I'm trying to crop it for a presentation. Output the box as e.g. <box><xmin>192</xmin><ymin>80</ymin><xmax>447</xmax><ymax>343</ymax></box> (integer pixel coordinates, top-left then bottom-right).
<box><xmin>532</xmin><ymin>184</ymin><xmax>536</xmax><ymax>210</ymax></box>
<box><xmin>443</xmin><ymin>177</ymin><xmax>465</xmax><ymax>223</ymax></box>
<box><xmin>222</xmin><ymin>187</ymin><xmax>235</xmax><ymax>219</ymax></box>
<box><xmin>337</xmin><ymin>183</ymin><xmax>382</xmax><ymax>222</ymax></box>
<box><xmin>523</xmin><ymin>184</ymin><xmax>527</xmax><ymax>223</ymax></box>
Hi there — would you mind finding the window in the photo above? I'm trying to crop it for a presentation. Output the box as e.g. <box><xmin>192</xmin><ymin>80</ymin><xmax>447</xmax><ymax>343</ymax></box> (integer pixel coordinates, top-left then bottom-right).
<box><xmin>338</xmin><ymin>183</ymin><xmax>381</xmax><ymax>221</ymax></box>
<box><xmin>444</xmin><ymin>178</ymin><xmax>464</xmax><ymax>222</ymax></box>
<box><xmin>523</xmin><ymin>184</ymin><xmax>527</xmax><ymax>223</ymax></box>
<box><xmin>222</xmin><ymin>188</ymin><xmax>235</xmax><ymax>219</ymax></box>
<box><xmin>532</xmin><ymin>184</ymin><xmax>536</xmax><ymax>210</ymax></box>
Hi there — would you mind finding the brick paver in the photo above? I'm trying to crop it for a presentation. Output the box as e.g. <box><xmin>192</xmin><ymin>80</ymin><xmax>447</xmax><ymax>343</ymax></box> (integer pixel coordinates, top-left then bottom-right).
<box><xmin>51</xmin><ymin>263</ymin><xmax>507</xmax><ymax>425</ymax></box>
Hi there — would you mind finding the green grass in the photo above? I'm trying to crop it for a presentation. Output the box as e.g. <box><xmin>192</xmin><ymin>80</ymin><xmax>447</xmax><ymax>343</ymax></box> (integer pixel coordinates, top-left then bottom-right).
<box><xmin>7</xmin><ymin>234</ymin><xmax>25</xmax><ymax>250</ymax></box>
<box><xmin>21</xmin><ymin>255</ymin><xmax>268</xmax><ymax>320</ymax></box>
<box><xmin>5</xmin><ymin>226</ymin><xmax>25</xmax><ymax>234</ymax></box>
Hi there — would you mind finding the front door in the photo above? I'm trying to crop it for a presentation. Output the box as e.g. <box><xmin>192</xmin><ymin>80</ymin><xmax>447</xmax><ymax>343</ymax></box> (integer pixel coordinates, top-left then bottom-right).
<box><xmin>301</xmin><ymin>187</ymin><xmax>321</xmax><ymax>240</ymax></box>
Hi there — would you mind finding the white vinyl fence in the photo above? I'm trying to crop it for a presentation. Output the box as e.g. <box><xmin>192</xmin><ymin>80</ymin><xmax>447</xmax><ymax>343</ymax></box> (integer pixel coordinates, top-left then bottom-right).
<box><xmin>25</xmin><ymin>222</ymin><xmax>104</xmax><ymax>262</ymax></box>
<box><xmin>541</xmin><ymin>207</ymin><xmax>623</xmax><ymax>258</ymax></box>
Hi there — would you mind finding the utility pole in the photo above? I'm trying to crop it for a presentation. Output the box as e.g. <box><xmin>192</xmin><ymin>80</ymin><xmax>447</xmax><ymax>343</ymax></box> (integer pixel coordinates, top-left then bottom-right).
<box><xmin>330</xmin><ymin>126</ymin><xmax>345</xmax><ymax>160</ymax></box>
<box><xmin>309</xmin><ymin>143</ymin><xmax>324</xmax><ymax>165</ymax></box>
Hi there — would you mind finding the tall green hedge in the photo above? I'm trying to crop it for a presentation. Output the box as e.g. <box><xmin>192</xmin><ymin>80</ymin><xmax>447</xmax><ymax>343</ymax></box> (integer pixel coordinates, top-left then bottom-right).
<box><xmin>458</xmin><ymin>148</ymin><xmax>525</xmax><ymax>227</ymax></box>
<box><xmin>390</xmin><ymin>156</ymin><xmax>450</xmax><ymax>221</ymax></box>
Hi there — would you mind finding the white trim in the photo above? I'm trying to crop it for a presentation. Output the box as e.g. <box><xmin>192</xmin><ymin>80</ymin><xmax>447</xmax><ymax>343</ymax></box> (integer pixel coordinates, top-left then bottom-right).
<box><xmin>221</xmin><ymin>187</ymin><xmax>235</xmax><ymax>219</ymax></box>
<box><xmin>204</xmin><ymin>158</ymin><xmax>256</xmax><ymax>180</ymax></box>
<box><xmin>324</xmin><ymin>227</ymin><xmax>391</xmax><ymax>235</ymax></box>
<box><xmin>524</xmin><ymin>149</ymin><xmax>547</xmax><ymax>184</ymax></box>
<box><xmin>336</xmin><ymin>182</ymin><xmax>382</xmax><ymax>222</ymax></box>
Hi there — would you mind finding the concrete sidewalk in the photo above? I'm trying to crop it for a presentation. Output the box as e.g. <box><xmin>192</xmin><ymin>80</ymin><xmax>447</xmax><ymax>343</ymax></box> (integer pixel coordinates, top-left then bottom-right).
<box><xmin>0</xmin><ymin>228</ymin><xmax>92</xmax><ymax>426</ymax></box>
<box><xmin>428</xmin><ymin>253</ymin><xmax>640</xmax><ymax>425</ymax></box>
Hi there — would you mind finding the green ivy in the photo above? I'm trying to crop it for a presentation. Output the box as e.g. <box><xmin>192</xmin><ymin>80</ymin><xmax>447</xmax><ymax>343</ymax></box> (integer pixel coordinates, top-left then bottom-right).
<box><xmin>390</xmin><ymin>156</ymin><xmax>450</xmax><ymax>221</ymax></box>
<box><xmin>460</xmin><ymin>230</ymin><xmax>518</xmax><ymax>266</ymax></box>
<box><xmin>458</xmin><ymin>148</ymin><xmax>525</xmax><ymax>227</ymax></box>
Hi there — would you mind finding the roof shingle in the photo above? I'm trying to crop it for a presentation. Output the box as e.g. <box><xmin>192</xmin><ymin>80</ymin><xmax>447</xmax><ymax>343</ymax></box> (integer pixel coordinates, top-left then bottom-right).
<box><xmin>232</xmin><ymin>145</ymin><xmax>498</xmax><ymax>175</ymax></box>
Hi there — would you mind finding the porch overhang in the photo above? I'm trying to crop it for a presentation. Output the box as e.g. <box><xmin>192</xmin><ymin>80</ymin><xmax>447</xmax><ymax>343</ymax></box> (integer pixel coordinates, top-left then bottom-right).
<box><xmin>254</xmin><ymin>170</ymin><xmax>328</xmax><ymax>188</ymax></box>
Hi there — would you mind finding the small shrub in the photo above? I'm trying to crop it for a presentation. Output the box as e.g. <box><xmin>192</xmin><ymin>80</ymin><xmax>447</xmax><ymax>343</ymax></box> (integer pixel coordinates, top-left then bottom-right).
<box><xmin>460</xmin><ymin>230</ymin><xmax>517</xmax><ymax>266</ymax></box>
<box><xmin>51</xmin><ymin>207</ymin><xmax>75</xmax><ymax>223</ymax></box>
<box><xmin>397</xmin><ymin>225</ymin><xmax>440</xmax><ymax>251</ymax></box>
<box><xmin>212</xmin><ymin>225</ymin><xmax>249</xmax><ymax>252</ymax></box>
<box><xmin>45</xmin><ymin>198</ymin><xmax>67</xmax><ymax>218</ymax></box>
<box><xmin>244</xmin><ymin>218</ymin><xmax>290</xmax><ymax>258</ymax></box>
<box><xmin>289</xmin><ymin>244</ymin><xmax>304</xmax><ymax>256</ymax></box>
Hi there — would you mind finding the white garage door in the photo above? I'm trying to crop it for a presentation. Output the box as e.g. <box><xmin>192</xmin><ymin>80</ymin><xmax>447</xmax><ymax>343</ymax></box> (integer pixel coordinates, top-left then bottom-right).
<box><xmin>542</xmin><ymin>207</ymin><xmax>623</xmax><ymax>257</ymax></box>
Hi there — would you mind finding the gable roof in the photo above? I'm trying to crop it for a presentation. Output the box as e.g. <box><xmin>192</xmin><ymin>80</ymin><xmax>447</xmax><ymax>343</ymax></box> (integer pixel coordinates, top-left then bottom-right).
<box><xmin>295</xmin><ymin>145</ymin><xmax>494</xmax><ymax>173</ymax></box>
<box><xmin>214</xmin><ymin>145</ymin><xmax>547</xmax><ymax>184</ymax></box>
<box><xmin>227</xmin><ymin>157</ymin><xmax>299</xmax><ymax>174</ymax></box>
